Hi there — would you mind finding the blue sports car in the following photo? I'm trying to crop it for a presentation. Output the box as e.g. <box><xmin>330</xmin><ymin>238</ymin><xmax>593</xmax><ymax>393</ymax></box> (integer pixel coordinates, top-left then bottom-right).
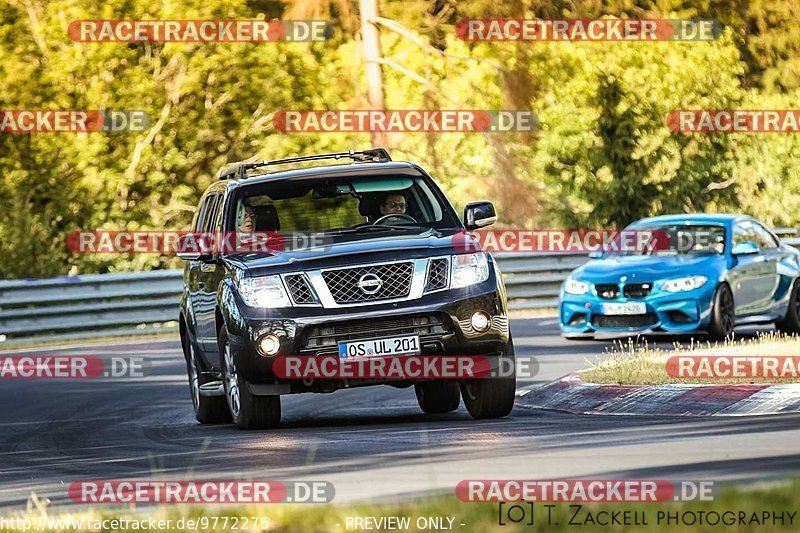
<box><xmin>560</xmin><ymin>214</ymin><xmax>800</xmax><ymax>339</ymax></box>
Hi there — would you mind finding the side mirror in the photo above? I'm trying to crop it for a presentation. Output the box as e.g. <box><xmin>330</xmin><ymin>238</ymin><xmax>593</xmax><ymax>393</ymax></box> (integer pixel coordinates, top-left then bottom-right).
<box><xmin>176</xmin><ymin>233</ymin><xmax>215</xmax><ymax>261</ymax></box>
<box><xmin>464</xmin><ymin>201</ymin><xmax>497</xmax><ymax>230</ymax></box>
<box><xmin>732</xmin><ymin>241</ymin><xmax>759</xmax><ymax>255</ymax></box>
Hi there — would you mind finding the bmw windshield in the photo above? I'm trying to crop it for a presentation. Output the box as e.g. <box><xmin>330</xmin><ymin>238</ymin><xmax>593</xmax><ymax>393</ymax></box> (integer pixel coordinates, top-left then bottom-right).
<box><xmin>605</xmin><ymin>224</ymin><xmax>726</xmax><ymax>256</ymax></box>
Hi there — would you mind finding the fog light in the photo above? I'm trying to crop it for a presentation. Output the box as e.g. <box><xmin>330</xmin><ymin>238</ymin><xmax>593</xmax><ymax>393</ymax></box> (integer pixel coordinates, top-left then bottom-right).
<box><xmin>258</xmin><ymin>334</ymin><xmax>281</xmax><ymax>356</ymax></box>
<box><xmin>471</xmin><ymin>312</ymin><xmax>491</xmax><ymax>332</ymax></box>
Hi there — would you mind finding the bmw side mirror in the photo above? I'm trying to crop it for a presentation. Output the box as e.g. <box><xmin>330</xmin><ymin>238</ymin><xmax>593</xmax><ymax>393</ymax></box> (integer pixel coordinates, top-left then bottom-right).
<box><xmin>732</xmin><ymin>241</ymin><xmax>759</xmax><ymax>255</ymax></box>
<box><xmin>464</xmin><ymin>201</ymin><xmax>497</xmax><ymax>230</ymax></box>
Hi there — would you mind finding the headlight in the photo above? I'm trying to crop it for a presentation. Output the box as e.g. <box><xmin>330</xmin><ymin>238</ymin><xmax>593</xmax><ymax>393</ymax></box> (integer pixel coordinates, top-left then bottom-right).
<box><xmin>238</xmin><ymin>276</ymin><xmax>292</xmax><ymax>308</ymax></box>
<box><xmin>564</xmin><ymin>279</ymin><xmax>590</xmax><ymax>295</ymax></box>
<box><xmin>450</xmin><ymin>253</ymin><xmax>490</xmax><ymax>289</ymax></box>
<box><xmin>661</xmin><ymin>275</ymin><xmax>708</xmax><ymax>293</ymax></box>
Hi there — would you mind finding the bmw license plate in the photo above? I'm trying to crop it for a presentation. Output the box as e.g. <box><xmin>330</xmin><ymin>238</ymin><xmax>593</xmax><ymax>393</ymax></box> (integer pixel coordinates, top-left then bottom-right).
<box><xmin>339</xmin><ymin>335</ymin><xmax>421</xmax><ymax>358</ymax></box>
<box><xmin>602</xmin><ymin>302</ymin><xmax>647</xmax><ymax>315</ymax></box>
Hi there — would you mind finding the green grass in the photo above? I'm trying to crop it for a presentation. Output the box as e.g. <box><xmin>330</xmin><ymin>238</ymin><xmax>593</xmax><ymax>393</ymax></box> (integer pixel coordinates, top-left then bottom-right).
<box><xmin>581</xmin><ymin>332</ymin><xmax>800</xmax><ymax>385</ymax></box>
<box><xmin>4</xmin><ymin>480</ymin><xmax>800</xmax><ymax>532</ymax></box>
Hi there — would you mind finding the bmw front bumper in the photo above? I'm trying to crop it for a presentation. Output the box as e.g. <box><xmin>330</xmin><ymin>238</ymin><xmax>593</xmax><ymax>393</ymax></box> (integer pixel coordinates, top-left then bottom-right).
<box><xmin>559</xmin><ymin>283</ymin><xmax>717</xmax><ymax>336</ymax></box>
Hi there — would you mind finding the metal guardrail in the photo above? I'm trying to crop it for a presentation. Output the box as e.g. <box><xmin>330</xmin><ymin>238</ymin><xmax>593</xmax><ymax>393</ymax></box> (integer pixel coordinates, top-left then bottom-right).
<box><xmin>2</xmin><ymin>228</ymin><xmax>798</xmax><ymax>345</ymax></box>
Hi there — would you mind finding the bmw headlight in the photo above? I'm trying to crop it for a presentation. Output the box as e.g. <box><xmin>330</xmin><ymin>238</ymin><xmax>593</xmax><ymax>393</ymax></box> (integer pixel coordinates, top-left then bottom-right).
<box><xmin>451</xmin><ymin>253</ymin><xmax>490</xmax><ymax>289</ymax></box>
<box><xmin>564</xmin><ymin>279</ymin><xmax>590</xmax><ymax>295</ymax></box>
<box><xmin>662</xmin><ymin>275</ymin><xmax>708</xmax><ymax>293</ymax></box>
<box><xmin>238</xmin><ymin>275</ymin><xmax>292</xmax><ymax>308</ymax></box>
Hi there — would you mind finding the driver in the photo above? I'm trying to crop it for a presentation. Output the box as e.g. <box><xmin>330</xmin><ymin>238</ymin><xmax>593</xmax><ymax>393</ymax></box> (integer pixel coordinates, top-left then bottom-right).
<box><xmin>379</xmin><ymin>192</ymin><xmax>408</xmax><ymax>217</ymax></box>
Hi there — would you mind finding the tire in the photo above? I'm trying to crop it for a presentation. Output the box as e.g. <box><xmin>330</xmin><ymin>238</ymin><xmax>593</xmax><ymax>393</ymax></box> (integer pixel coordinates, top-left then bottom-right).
<box><xmin>415</xmin><ymin>381</ymin><xmax>461</xmax><ymax>414</ymax></box>
<box><xmin>183</xmin><ymin>333</ymin><xmax>230</xmax><ymax>424</ymax></box>
<box><xmin>460</xmin><ymin>337</ymin><xmax>516</xmax><ymax>419</ymax></box>
<box><xmin>219</xmin><ymin>327</ymin><xmax>281</xmax><ymax>430</ymax></box>
<box><xmin>776</xmin><ymin>279</ymin><xmax>800</xmax><ymax>334</ymax></box>
<box><xmin>707</xmin><ymin>283</ymin><xmax>735</xmax><ymax>340</ymax></box>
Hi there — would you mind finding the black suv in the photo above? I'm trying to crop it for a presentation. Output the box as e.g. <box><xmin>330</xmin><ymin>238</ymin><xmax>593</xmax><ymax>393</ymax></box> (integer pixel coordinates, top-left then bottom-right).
<box><xmin>178</xmin><ymin>149</ymin><xmax>515</xmax><ymax>429</ymax></box>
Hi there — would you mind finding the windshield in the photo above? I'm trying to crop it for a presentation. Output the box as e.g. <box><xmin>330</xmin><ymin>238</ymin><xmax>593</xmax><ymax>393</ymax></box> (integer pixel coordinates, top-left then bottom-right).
<box><xmin>607</xmin><ymin>224</ymin><xmax>726</xmax><ymax>256</ymax></box>
<box><xmin>227</xmin><ymin>173</ymin><xmax>461</xmax><ymax>235</ymax></box>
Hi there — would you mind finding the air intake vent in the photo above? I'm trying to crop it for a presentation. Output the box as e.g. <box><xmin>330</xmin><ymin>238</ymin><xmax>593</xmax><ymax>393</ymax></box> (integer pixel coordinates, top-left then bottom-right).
<box><xmin>425</xmin><ymin>258</ymin><xmax>449</xmax><ymax>292</ymax></box>
<box><xmin>284</xmin><ymin>274</ymin><xmax>317</xmax><ymax>305</ymax></box>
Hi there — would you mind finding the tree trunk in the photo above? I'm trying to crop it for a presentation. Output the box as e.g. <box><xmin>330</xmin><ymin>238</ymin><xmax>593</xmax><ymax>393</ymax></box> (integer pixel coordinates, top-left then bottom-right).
<box><xmin>359</xmin><ymin>0</ymin><xmax>388</xmax><ymax>147</ymax></box>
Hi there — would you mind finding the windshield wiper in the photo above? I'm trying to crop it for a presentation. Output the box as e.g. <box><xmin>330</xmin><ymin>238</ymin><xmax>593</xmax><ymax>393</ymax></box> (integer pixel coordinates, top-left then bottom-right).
<box><xmin>325</xmin><ymin>225</ymin><xmax>412</xmax><ymax>236</ymax></box>
<box><xmin>326</xmin><ymin>225</ymin><xmax>436</xmax><ymax>236</ymax></box>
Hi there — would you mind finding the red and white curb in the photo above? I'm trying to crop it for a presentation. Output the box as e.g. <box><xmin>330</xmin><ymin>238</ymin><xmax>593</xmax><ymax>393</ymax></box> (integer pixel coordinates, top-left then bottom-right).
<box><xmin>514</xmin><ymin>373</ymin><xmax>800</xmax><ymax>416</ymax></box>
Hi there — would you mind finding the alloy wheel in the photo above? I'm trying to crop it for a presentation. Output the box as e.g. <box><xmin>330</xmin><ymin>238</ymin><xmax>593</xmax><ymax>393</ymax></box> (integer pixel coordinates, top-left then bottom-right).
<box><xmin>223</xmin><ymin>342</ymin><xmax>241</xmax><ymax>418</ymax></box>
<box><xmin>188</xmin><ymin>344</ymin><xmax>200</xmax><ymax>411</ymax></box>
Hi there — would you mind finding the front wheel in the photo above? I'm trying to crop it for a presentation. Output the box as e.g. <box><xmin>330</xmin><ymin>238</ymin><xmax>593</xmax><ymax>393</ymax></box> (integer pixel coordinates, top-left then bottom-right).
<box><xmin>776</xmin><ymin>279</ymin><xmax>800</xmax><ymax>334</ymax></box>
<box><xmin>415</xmin><ymin>381</ymin><xmax>461</xmax><ymax>414</ymax></box>
<box><xmin>707</xmin><ymin>283</ymin><xmax>735</xmax><ymax>340</ymax></box>
<box><xmin>219</xmin><ymin>327</ymin><xmax>281</xmax><ymax>430</ymax></box>
<box><xmin>460</xmin><ymin>338</ymin><xmax>516</xmax><ymax>419</ymax></box>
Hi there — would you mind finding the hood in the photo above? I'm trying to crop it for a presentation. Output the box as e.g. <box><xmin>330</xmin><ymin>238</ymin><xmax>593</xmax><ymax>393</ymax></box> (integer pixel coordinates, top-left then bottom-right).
<box><xmin>226</xmin><ymin>229</ymin><xmax>468</xmax><ymax>276</ymax></box>
<box><xmin>571</xmin><ymin>253</ymin><xmax>726</xmax><ymax>283</ymax></box>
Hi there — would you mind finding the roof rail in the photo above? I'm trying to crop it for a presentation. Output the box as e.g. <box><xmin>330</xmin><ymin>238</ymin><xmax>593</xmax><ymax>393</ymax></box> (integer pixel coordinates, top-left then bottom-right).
<box><xmin>218</xmin><ymin>148</ymin><xmax>392</xmax><ymax>180</ymax></box>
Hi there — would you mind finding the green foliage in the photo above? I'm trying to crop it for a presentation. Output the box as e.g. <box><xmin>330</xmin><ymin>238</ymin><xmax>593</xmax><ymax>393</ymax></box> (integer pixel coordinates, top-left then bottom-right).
<box><xmin>534</xmin><ymin>32</ymin><xmax>745</xmax><ymax>228</ymax></box>
<box><xmin>0</xmin><ymin>0</ymin><xmax>798</xmax><ymax>278</ymax></box>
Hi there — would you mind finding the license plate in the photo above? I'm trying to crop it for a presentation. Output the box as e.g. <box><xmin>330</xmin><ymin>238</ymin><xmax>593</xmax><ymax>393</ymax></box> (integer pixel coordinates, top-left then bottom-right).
<box><xmin>339</xmin><ymin>335</ymin><xmax>421</xmax><ymax>358</ymax></box>
<box><xmin>602</xmin><ymin>302</ymin><xmax>647</xmax><ymax>315</ymax></box>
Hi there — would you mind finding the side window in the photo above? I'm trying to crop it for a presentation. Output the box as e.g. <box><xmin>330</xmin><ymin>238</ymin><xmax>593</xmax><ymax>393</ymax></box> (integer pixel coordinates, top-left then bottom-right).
<box><xmin>192</xmin><ymin>196</ymin><xmax>214</xmax><ymax>232</ymax></box>
<box><xmin>204</xmin><ymin>195</ymin><xmax>223</xmax><ymax>232</ymax></box>
<box><xmin>754</xmin><ymin>222</ymin><xmax>779</xmax><ymax>250</ymax></box>
<box><xmin>732</xmin><ymin>221</ymin><xmax>761</xmax><ymax>249</ymax></box>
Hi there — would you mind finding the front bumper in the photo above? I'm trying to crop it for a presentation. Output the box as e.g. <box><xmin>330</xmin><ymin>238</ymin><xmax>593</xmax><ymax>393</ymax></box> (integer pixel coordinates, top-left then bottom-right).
<box><xmin>559</xmin><ymin>283</ymin><xmax>717</xmax><ymax>335</ymax></box>
<box><xmin>225</xmin><ymin>276</ymin><xmax>509</xmax><ymax>387</ymax></box>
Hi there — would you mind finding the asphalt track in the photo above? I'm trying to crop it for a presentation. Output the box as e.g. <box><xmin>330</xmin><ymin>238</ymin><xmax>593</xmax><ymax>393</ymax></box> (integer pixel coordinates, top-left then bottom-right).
<box><xmin>1</xmin><ymin>318</ymin><xmax>799</xmax><ymax>511</ymax></box>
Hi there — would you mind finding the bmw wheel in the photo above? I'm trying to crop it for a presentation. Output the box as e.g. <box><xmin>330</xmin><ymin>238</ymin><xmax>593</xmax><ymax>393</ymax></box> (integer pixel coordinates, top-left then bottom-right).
<box><xmin>776</xmin><ymin>279</ymin><xmax>800</xmax><ymax>334</ymax></box>
<box><xmin>707</xmin><ymin>283</ymin><xmax>735</xmax><ymax>340</ymax></box>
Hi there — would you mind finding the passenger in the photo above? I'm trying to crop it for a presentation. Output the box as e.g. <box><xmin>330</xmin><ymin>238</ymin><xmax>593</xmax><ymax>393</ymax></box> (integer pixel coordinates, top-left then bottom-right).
<box><xmin>237</xmin><ymin>204</ymin><xmax>256</xmax><ymax>234</ymax></box>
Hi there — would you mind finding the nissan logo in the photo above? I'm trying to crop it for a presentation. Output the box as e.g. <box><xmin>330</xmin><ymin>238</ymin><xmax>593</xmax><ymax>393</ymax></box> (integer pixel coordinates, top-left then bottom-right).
<box><xmin>357</xmin><ymin>273</ymin><xmax>382</xmax><ymax>295</ymax></box>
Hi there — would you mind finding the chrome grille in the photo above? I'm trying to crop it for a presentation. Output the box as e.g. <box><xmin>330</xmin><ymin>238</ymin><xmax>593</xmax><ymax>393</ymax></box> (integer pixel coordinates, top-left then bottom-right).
<box><xmin>284</xmin><ymin>274</ymin><xmax>317</xmax><ymax>305</ymax></box>
<box><xmin>425</xmin><ymin>258</ymin><xmax>449</xmax><ymax>292</ymax></box>
<box><xmin>321</xmin><ymin>262</ymin><xmax>414</xmax><ymax>303</ymax></box>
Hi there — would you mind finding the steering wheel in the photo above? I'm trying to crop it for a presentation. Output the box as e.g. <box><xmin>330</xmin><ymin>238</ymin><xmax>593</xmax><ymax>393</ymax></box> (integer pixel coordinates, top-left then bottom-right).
<box><xmin>373</xmin><ymin>213</ymin><xmax>417</xmax><ymax>225</ymax></box>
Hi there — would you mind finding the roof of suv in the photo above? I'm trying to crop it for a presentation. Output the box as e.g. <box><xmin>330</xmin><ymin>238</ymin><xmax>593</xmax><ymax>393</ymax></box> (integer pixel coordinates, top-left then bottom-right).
<box><xmin>222</xmin><ymin>161</ymin><xmax>420</xmax><ymax>187</ymax></box>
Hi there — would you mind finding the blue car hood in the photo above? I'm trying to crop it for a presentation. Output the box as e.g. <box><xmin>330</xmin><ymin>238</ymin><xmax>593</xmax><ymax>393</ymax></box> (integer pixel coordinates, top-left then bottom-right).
<box><xmin>573</xmin><ymin>253</ymin><xmax>726</xmax><ymax>283</ymax></box>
